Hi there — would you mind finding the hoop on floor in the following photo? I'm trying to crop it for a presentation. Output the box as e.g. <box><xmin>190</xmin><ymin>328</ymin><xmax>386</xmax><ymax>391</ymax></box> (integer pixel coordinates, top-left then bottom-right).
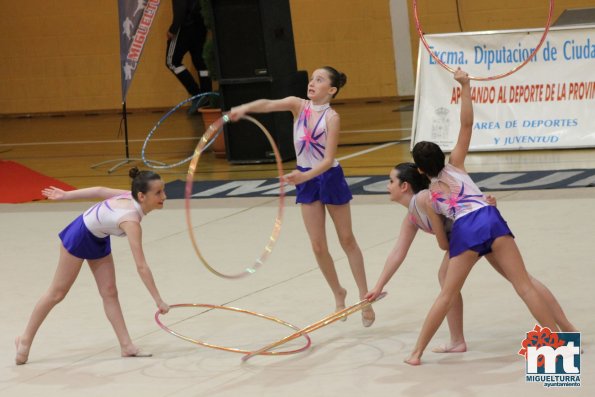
<box><xmin>141</xmin><ymin>92</ymin><xmax>222</xmax><ymax>169</ymax></box>
<box><xmin>242</xmin><ymin>292</ymin><xmax>388</xmax><ymax>362</ymax></box>
<box><xmin>413</xmin><ymin>0</ymin><xmax>554</xmax><ymax>81</ymax></box>
<box><xmin>155</xmin><ymin>303</ymin><xmax>312</xmax><ymax>355</ymax></box>
<box><xmin>185</xmin><ymin>115</ymin><xmax>286</xmax><ymax>279</ymax></box>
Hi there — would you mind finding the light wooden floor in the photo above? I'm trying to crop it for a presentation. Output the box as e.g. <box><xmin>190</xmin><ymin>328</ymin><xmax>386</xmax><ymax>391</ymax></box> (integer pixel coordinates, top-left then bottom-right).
<box><xmin>2</xmin><ymin>99</ymin><xmax>595</xmax><ymax>189</ymax></box>
<box><xmin>1</xmin><ymin>101</ymin><xmax>594</xmax><ymax>397</ymax></box>
<box><xmin>0</xmin><ymin>100</ymin><xmax>411</xmax><ymax>189</ymax></box>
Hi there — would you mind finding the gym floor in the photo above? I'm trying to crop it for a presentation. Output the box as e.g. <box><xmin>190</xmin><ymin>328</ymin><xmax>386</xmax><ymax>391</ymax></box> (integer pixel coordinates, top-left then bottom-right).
<box><xmin>1</xmin><ymin>101</ymin><xmax>593</xmax><ymax>396</ymax></box>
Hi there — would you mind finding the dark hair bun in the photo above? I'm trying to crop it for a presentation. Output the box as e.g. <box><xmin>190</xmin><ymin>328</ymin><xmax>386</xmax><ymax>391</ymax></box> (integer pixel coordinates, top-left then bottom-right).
<box><xmin>338</xmin><ymin>72</ymin><xmax>347</xmax><ymax>88</ymax></box>
<box><xmin>129</xmin><ymin>166</ymin><xmax>140</xmax><ymax>179</ymax></box>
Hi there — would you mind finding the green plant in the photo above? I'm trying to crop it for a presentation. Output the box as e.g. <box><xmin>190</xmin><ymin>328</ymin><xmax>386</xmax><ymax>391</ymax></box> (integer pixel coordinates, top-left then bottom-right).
<box><xmin>200</xmin><ymin>0</ymin><xmax>220</xmax><ymax>108</ymax></box>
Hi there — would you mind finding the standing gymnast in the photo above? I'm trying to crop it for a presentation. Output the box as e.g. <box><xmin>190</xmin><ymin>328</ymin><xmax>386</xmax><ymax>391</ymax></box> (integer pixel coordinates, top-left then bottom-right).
<box><xmin>405</xmin><ymin>68</ymin><xmax>560</xmax><ymax>365</ymax></box>
<box><xmin>364</xmin><ymin>162</ymin><xmax>577</xmax><ymax>353</ymax></box>
<box><xmin>15</xmin><ymin>167</ymin><xmax>170</xmax><ymax>365</ymax></box>
<box><xmin>228</xmin><ymin>66</ymin><xmax>375</xmax><ymax>327</ymax></box>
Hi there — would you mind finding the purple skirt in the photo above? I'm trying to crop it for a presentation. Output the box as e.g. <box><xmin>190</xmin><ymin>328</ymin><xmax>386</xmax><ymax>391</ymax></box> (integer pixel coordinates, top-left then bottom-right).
<box><xmin>449</xmin><ymin>205</ymin><xmax>513</xmax><ymax>258</ymax></box>
<box><xmin>59</xmin><ymin>215</ymin><xmax>111</xmax><ymax>260</ymax></box>
<box><xmin>295</xmin><ymin>165</ymin><xmax>352</xmax><ymax>205</ymax></box>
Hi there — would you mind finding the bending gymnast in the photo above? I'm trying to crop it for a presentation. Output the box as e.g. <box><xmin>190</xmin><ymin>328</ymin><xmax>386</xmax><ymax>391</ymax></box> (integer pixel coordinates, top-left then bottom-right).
<box><xmin>228</xmin><ymin>66</ymin><xmax>375</xmax><ymax>327</ymax></box>
<box><xmin>405</xmin><ymin>68</ymin><xmax>564</xmax><ymax>365</ymax></box>
<box><xmin>365</xmin><ymin>162</ymin><xmax>577</xmax><ymax>353</ymax></box>
<box><xmin>15</xmin><ymin>167</ymin><xmax>170</xmax><ymax>365</ymax></box>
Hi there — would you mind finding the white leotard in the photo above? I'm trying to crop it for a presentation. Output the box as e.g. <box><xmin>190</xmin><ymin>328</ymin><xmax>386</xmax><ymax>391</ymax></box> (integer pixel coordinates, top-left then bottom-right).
<box><xmin>82</xmin><ymin>192</ymin><xmax>144</xmax><ymax>238</ymax></box>
<box><xmin>293</xmin><ymin>101</ymin><xmax>339</xmax><ymax>169</ymax></box>
<box><xmin>429</xmin><ymin>164</ymin><xmax>487</xmax><ymax>221</ymax></box>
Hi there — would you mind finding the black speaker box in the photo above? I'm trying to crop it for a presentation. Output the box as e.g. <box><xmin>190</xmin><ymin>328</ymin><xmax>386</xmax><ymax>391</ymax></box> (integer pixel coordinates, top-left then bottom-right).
<box><xmin>210</xmin><ymin>0</ymin><xmax>297</xmax><ymax>79</ymax></box>
<box><xmin>220</xmin><ymin>71</ymin><xmax>308</xmax><ymax>163</ymax></box>
<box><xmin>207</xmin><ymin>0</ymin><xmax>306</xmax><ymax>163</ymax></box>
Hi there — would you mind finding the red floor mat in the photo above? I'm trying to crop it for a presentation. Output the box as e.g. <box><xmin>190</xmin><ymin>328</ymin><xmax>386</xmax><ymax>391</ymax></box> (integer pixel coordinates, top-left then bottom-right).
<box><xmin>0</xmin><ymin>160</ymin><xmax>75</xmax><ymax>203</ymax></box>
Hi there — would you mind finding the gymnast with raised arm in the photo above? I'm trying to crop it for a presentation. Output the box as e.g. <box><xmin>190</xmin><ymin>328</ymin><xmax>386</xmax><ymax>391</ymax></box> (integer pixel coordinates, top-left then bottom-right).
<box><xmin>15</xmin><ymin>167</ymin><xmax>169</xmax><ymax>365</ymax></box>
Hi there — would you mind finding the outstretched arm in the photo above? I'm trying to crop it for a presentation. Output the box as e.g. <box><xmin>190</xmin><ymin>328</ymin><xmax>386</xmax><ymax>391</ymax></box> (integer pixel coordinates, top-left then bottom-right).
<box><xmin>365</xmin><ymin>217</ymin><xmax>418</xmax><ymax>301</ymax></box>
<box><xmin>448</xmin><ymin>68</ymin><xmax>473</xmax><ymax>170</ymax></box>
<box><xmin>120</xmin><ymin>221</ymin><xmax>169</xmax><ymax>314</ymax></box>
<box><xmin>228</xmin><ymin>96</ymin><xmax>304</xmax><ymax>121</ymax></box>
<box><xmin>42</xmin><ymin>186</ymin><xmax>128</xmax><ymax>201</ymax></box>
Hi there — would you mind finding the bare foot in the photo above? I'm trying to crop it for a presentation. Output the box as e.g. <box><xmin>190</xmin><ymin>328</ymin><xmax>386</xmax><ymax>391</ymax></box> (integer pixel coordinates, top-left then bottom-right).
<box><xmin>15</xmin><ymin>337</ymin><xmax>29</xmax><ymax>365</ymax></box>
<box><xmin>404</xmin><ymin>355</ymin><xmax>421</xmax><ymax>366</ymax></box>
<box><xmin>361</xmin><ymin>306</ymin><xmax>375</xmax><ymax>328</ymax></box>
<box><xmin>121</xmin><ymin>346</ymin><xmax>152</xmax><ymax>358</ymax></box>
<box><xmin>335</xmin><ymin>287</ymin><xmax>347</xmax><ymax>322</ymax></box>
<box><xmin>432</xmin><ymin>341</ymin><xmax>467</xmax><ymax>353</ymax></box>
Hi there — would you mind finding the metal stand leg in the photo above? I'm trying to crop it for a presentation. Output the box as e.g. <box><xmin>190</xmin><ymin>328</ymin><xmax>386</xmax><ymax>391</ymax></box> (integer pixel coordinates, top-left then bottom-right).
<box><xmin>90</xmin><ymin>102</ymin><xmax>165</xmax><ymax>173</ymax></box>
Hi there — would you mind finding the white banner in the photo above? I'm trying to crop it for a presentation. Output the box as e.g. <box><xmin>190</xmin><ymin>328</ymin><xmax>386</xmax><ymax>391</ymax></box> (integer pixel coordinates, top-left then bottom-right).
<box><xmin>411</xmin><ymin>25</ymin><xmax>595</xmax><ymax>151</ymax></box>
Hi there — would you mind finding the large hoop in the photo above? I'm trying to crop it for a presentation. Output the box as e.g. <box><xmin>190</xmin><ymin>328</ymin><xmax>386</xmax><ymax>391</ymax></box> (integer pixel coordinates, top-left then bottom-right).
<box><xmin>413</xmin><ymin>0</ymin><xmax>554</xmax><ymax>81</ymax></box>
<box><xmin>185</xmin><ymin>115</ymin><xmax>286</xmax><ymax>279</ymax></box>
<box><xmin>141</xmin><ymin>92</ymin><xmax>222</xmax><ymax>169</ymax></box>
<box><xmin>242</xmin><ymin>293</ymin><xmax>388</xmax><ymax>362</ymax></box>
<box><xmin>155</xmin><ymin>303</ymin><xmax>311</xmax><ymax>356</ymax></box>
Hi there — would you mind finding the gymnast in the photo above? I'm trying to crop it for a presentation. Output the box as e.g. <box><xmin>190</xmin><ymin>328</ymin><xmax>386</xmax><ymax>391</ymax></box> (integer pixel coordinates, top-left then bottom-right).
<box><xmin>365</xmin><ymin>162</ymin><xmax>577</xmax><ymax>354</ymax></box>
<box><xmin>404</xmin><ymin>68</ymin><xmax>562</xmax><ymax>365</ymax></box>
<box><xmin>15</xmin><ymin>167</ymin><xmax>169</xmax><ymax>365</ymax></box>
<box><xmin>229</xmin><ymin>66</ymin><xmax>375</xmax><ymax>327</ymax></box>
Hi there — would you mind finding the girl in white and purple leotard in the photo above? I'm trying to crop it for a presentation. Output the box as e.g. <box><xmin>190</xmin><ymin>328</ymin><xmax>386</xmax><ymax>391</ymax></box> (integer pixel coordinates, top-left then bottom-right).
<box><xmin>293</xmin><ymin>101</ymin><xmax>352</xmax><ymax>205</ymax></box>
<box><xmin>365</xmin><ymin>162</ymin><xmax>577</xmax><ymax>354</ymax></box>
<box><xmin>15</xmin><ymin>167</ymin><xmax>170</xmax><ymax>365</ymax></box>
<box><xmin>229</xmin><ymin>66</ymin><xmax>375</xmax><ymax>327</ymax></box>
<box><xmin>402</xmin><ymin>68</ymin><xmax>563</xmax><ymax>366</ymax></box>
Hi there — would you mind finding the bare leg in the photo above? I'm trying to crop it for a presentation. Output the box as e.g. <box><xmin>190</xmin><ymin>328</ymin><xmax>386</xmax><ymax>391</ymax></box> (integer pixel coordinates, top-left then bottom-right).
<box><xmin>16</xmin><ymin>245</ymin><xmax>84</xmax><ymax>365</ymax></box>
<box><xmin>327</xmin><ymin>203</ymin><xmax>374</xmax><ymax>327</ymax></box>
<box><xmin>301</xmin><ymin>202</ymin><xmax>347</xmax><ymax>315</ymax></box>
<box><xmin>88</xmin><ymin>255</ymin><xmax>150</xmax><ymax>357</ymax></box>
<box><xmin>406</xmin><ymin>250</ymin><xmax>479</xmax><ymax>365</ymax></box>
<box><xmin>487</xmin><ymin>236</ymin><xmax>559</xmax><ymax>331</ymax></box>
<box><xmin>529</xmin><ymin>278</ymin><xmax>577</xmax><ymax>332</ymax></box>
<box><xmin>485</xmin><ymin>252</ymin><xmax>577</xmax><ymax>332</ymax></box>
<box><xmin>433</xmin><ymin>252</ymin><xmax>467</xmax><ymax>353</ymax></box>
